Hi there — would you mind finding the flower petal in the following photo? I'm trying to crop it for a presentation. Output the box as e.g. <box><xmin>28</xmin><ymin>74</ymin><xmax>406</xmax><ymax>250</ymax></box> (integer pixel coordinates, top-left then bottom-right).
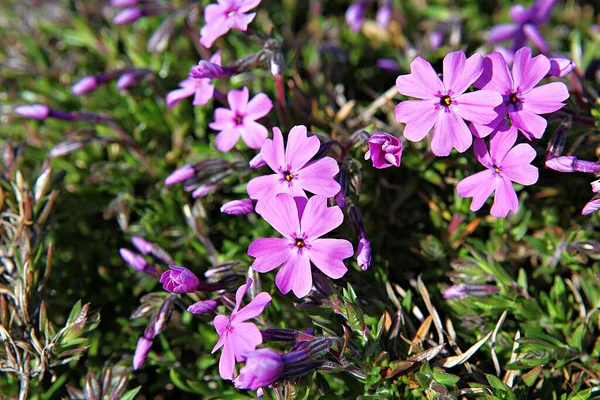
<box><xmin>234</xmin><ymin>292</ymin><xmax>272</xmax><ymax>322</ymax></box>
<box><xmin>245</xmin><ymin>93</ymin><xmax>273</xmax><ymax>120</ymax></box>
<box><xmin>488</xmin><ymin>24</ymin><xmax>520</xmax><ymax>42</ymax></box>
<box><xmin>248</xmin><ymin>238</ymin><xmax>292</xmax><ymax>272</ymax></box>
<box><xmin>443</xmin><ymin>51</ymin><xmax>483</xmax><ymax>95</ymax></box>
<box><xmin>166</xmin><ymin>84</ymin><xmax>196</xmax><ymax>109</ymax></box>
<box><xmin>300</xmin><ymin>195</ymin><xmax>344</xmax><ymax>240</ymax></box>
<box><xmin>512</xmin><ymin>47</ymin><xmax>550</xmax><ymax>94</ymax></box>
<box><xmin>490</xmin><ymin>177</ymin><xmax>519</xmax><ymax>217</ymax></box>
<box><xmin>228</xmin><ymin>87</ymin><xmax>250</xmax><ymax>114</ymax></box>
<box><xmin>193</xmin><ymin>81</ymin><xmax>215</xmax><ymax>106</ymax></box>
<box><xmin>308</xmin><ymin>239</ymin><xmax>353</xmax><ymax>279</ymax></box>
<box><xmin>261</xmin><ymin>127</ymin><xmax>285</xmax><ymax>172</ymax></box>
<box><xmin>522</xmin><ymin>82</ymin><xmax>569</xmax><ymax>114</ymax></box>
<box><xmin>474</xmin><ymin>52</ymin><xmax>513</xmax><ymax>93</ymax></box>
<box><xmin>453</xmin><ymin>90</ymin><xmax>503</xmax><ymax>125</ymax></box>
<box><xmin>209</xmin><ymin>108</ymin><xmax>236</xmax><ymax>130</ymax></box>
<box><xmin>285</xmin><ymin>125</ymin><xmax>320</xmax><ymax>171</ymax></box>
<box><xmin>489</xmin><ymin>123</ymin><xmax>518</xmax><ymax>165</ymax></box>
<box><xmin>500</xmin><ymin>144</ymin><xmax>539</xmax><ymax>185</ymax></box>
<box><xmin>275</xmin><ymin>252</ymin><xmax>312</xmax><ymax>297</ymax></box>
<box><xmin>258</xmin><ymin>193</ymin><xmax>301</xmax><ymax>239</ymax></box>
<box><xmin>430</xmin><ymin>110</ymin><xmax>472</xmax><ymax>156</ymax></box>
<box><xmin>472</xmin><ymin>137</ymin><xmax>493</xmax><ymax>169</ymax></box>
<box><xmin>217</xmin><ymin>340</ymin><xmax>236</xmax><ymax>379</ymax></box>
<box><xmin>456</xmin><ymin>169</ymin><xmax>496</xmax><ymax>211</ymax></box>
<box><xmin>247</xmin><ymin>173</ymin><xmax>283</xmax><ymax>201</ymax></box>
<box><xmin>213</xmin><ymin>314</ymin><xmax>230</xmax><ymax>337</ymax></box>
<box><xmin>215</xmin><ymin>129</ymin><xmax>241</xmax><ymax>152</ymax></box>
<box><xmin>231</xmin><ymin>322</ymin><xmax>263</xmax><ymax>361</ymax></box>
<box><xmin>232</xmin><ymin>278</ymin><xmax>252</xmax><ymax>315</ymax></box>
<box><xmin>296</xmin><ymin>158</ymin><xmax>341</xmax><ymax>198</ymax></box>
<box><xmin>227</xmin><ymin>12</ymin><xmax>256</xmax><ymax>31</ymax></box>
<box><xmin>241</xmin><ymin>121</ymin><xmax>269</xmax><ymax>149</ymax></box>
<box><xmin>396</xmin><ymin>57</ymin><xmax>444</xmax><ymax>99</ymax></box>
<box><xmin>523</xmin><ymin>23</ymin><xmax>549</xmax><ymax>53</ymax></box>
<box><xmin>394</xmin><ymin>99</ymin><xmax>438</xmax><ymax>142</ymax></box>
<box><xmin>509</xmin><ymin>108</ymin><xmax>547</xmax><ymax>140</ymax></box>
<box><xmin>238</xmin><ymin>0</ymin><xmax>262</xmax><ymax>12</ymax></box>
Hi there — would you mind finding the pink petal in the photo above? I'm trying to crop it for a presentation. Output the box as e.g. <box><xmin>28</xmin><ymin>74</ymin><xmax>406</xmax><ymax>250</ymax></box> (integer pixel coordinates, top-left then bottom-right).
<box><xmin>215</xmin><ymin>128</ymin><xmax>241</xmax><ymax>152</ymax></box>
<box><xmin>200</xmin><ymin>21</ymin><xmax>230</xmax><ymax>48</ymax></box>
<box><xmin>248</xmin><ymin>238</ymin><xmax>292</xmax><ymax>272</ymax></box>
<box><xmin>500</xmin><ymin>144</ymin><xmax>539</xmax><ymax>185</ymax></box>
<box><xmin>522</xmin><ymin>82</ymin><xmax>569</xmax><ymax>114</ymax></box>
<box><xmin>258</xmin><ymin>193</ymin><xmax>301</xmax><ymax>239</ymax></box>
<box><xmin>300</xmin><ymin>195</ymin><xmax>344</xmax><ymax>240</ymax></box>
<box><xmin>217</xmin><ymin>340</ymin><xmax>236</xmax><ymax>379</ymax></box>
<box><xmin>230</xmin><ymin>322</ymin><xmax>263</xmax><ymax>361</ymax></box>
<box><xmin>275</xmin><ymin>251</ymin><xmax>312</xmax><ymax>297</ymax></box>
<box><xmin>308</xmin><ymin>239</ymin><xmax>353</xmax><ymax>279</ymax></box>
<box><xmin>238</xmin><ymin>0</ymin><xmax>261</xmax><ymax>12</ymax></box>
<box><xmin>509</xmin><ymin>4</ymin><xmax>530</xmax><ymax>24</ymax></box>
<box><xmin>285</xmin><ymin>125</ymin><xmax>320</xmax><ymax>171</ymax></box>
<box><xmin>234</xmin><ymin>292</ymin><xmax>272</xmax><ymax>322</ymax></box>
<box><xmin>472</xmin><ymin>137</ymin><xmax>493</xmax><ymax>169</ymax></box>
<box><xmin>296</xmin><ymin>158</ymin><xmax>341</xmax><ymax>198</ymax></box>
<box><xmin>227</xmin><ymin>12</ymin><xmax>256</xmax><ymax>31</ymax></box>
<box><xmin>523</xmin><ymin>24</ymin><xmax>549</xmax><ymax>54</ymax></box>
<box><xmin>509</xmin><ymin>108</ymin><xmax>547</xmax><ymax>140</ymax></box>
<box><xmin>430</xmin><ymin>110</ymin><xmax>472</xmax><ymax>156</ymax></box>
<box><xmin>261</xmin><ymin>127</ymin><xmax>285</xmax><ymax>172</ymax></box>
<box><xmin>453</xmin><ymin>90</ymin><xmax>503</xmax><ymax>125</ymax></box>
<box><xmin>209</xmin><ymin>50</ymin><xmax>222</xmax><ymax>65</ymax></box>
<box><xmin>241</xmin><ymin>121</ymin><xmax>269</xmax><ymax>149</ymax></box>
<box><xmin>488</xmin><ymin>24</ymin><xmax>520</xmax><ymax>42</ymax></box>
<box><xmin>394</xmin><ymin>99</ymin><xmax>438</xmax><ymax>142</ymax></box>
<box><xmin>490</xmin><ymin>177</ymin><xmax>518</xmax><ymax>217</ymax></box>
<box><xmin>232</xmin><ymin>278</ymin><xmax>253</xmax><ymax>314</ymax></box>
<box><xmin>228</xmin><ymin>87</ymin><xmax>250</xmax><ymax>113</ymax></box>
<box><xmin>205</xmin><ymin>2</ymin><xmax>227</xmax><ymax>23</ymax></box>
<box><xmin>245</xmin><ymin>93</ymin><xmax>273</xmax><ymax>120</ymax></box>
<box><xmin>489</xmin><ymin>123</ymin><xmax>518</xmax><ymax>165</ymax></box>
<box><xmin>193</xmin><ymin>81</ymin><xmax>215</xmax><ymax>106</ymax></box>
<box><xmin>209</xmin><ymin>108</ymin><xmax>236</xmax><ymax>130</ymax></box>
<box><xmin>247</xmin><ymin>173</ymin><xmax>283</xmax><ymax>201</ymax></box>
<box><xmin>512</xmin><ymin>48</ymin><xmax>550</xmax><ymax>94</ymax></box>
<box><xmin>396</xmin><ymin>57</ymin><xmax>444</xmax><ymax>99</ymax></box>
<box><xmin>165</xmin><ymin>85</ymin><xmax>196</xmax><ymax>109</ymax></box>
<box><xmin>443</xmin><ymin>51</ymin><xmax>483</xmax><ymax>95</ymax></box>
<box><xmin>474</xmin><ymin>52</ymin><xmax>513</xmax><ymax>93</ymax></box>
<box><xmin>456</xmin><ymin>169</ymin><xmax>496</xmax><ymax>211</ymax></box>
<box><xmin>213</xmin><ymin>314</ymin><xmax>230</xmax><ymax>337</ymax></box>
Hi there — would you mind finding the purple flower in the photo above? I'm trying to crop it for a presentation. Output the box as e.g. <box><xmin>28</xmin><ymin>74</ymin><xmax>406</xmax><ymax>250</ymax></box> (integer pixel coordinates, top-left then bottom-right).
<box><xmin>116</xmin><ymin>73</ymin><xmax>137</xmax><ymax>90</ymax></box>
<box><xmin>443</xmin><ymin>284</ymin><xmax>499</xmax><ymax>299</ymax></box>
<box><xmin>456</xmin><ymin>123</ymin><xmax>539</xmax><ymax>217</ymax></box>
<box><xmin>212</xmin><ymin>278</ymin><xmax>271</xmax><ymax>379</ymax></box>
<box><xmin>113</xmin><ymin>7</ymin><xmax>143</xmax><ymax>25</ymax></box>
<box><xmin>200</xmin><ymin>0</ymin><xmax>262</xmax><ymax>48</ymax></box>
<box><xmin>209</xmin><ymin>87</ymin><xmax>273</xmax><ymax>152</ymax></box>
<box><xmin>356</xmin><ymin>238</ymin><xmax>371</xmax><ymax>271</ymax></box>
<box><xmin>188</xmin><ymin>299</ymin><xmax>219</xmax><ymax>314</ymax></box>
<box><xmin>165</xmin><ymin>164</ymin><xmax>196</xmax><ymax>186</ymax></box>
<box><xmin>15</xmin><ymin>105</ymin><xmax>50</xmax><ymax>120</ymax></box>
<box><xmin>166</xmin><ymin>52</ymin><xmax>221</xmax><ymax>109</ymax></box>
<box><xmin>71</xmin><ymin>76</ymin><xmax>98</xmax><ymax>96</ymax></box>
<box><xmin>133</xmin><ymin>336</ymin><xmax>152</xmax><ymax>370</ymax></box>
<box><xmin>246</xmin><ymin>125</ymin><xmax>340</xmax><ymax>203</ymax></box>
<box><xmin>234</xmin><ymin>348</ymin><xmax>284</xmax><ymax>390</ymax></box>
<box><xmin>160</xmin><ymin>265</ymin><xmax>201</xmax><ymax>294</ymax></box>
<box><xmin>473</xmin><ymin>48</ymin><xmax>570</xmax><ymax>140</ymax></box>
<box><xmin>365</xmin><ymin>132</ymin><xmax>402</xmax><ymax>169</ymax></box>
<box><xmin>221</xmin><ymin>199</ymin><xmax>254</xmax><ymax>215</ymax></box>
<box><xmin>395</xmin><ymin>51</ymin><xmax>503</xmax><ymax>156</ymax></box>
<box><xmin>488</xmin><ymin>0</ymin><xmax>557</xmax><ymax>53</ymax></box>
<box><xmin>346</xmin><ymin>1</ymin><xmax>368</xmax><ymax>32</ymax></box>
<box><xmin>248</xmin><ymin>194</ymin><xmax>354</xmax><ymax>298</ymax></box>
<box><xmin>376</xmin><ymin>0</ymin><xmax>393</xmax><ymax>29</ymax></box>
<box><xmin>548</xmin><ymin>57</ymin><xmax>575</xmax><ymax>78</ymax></box>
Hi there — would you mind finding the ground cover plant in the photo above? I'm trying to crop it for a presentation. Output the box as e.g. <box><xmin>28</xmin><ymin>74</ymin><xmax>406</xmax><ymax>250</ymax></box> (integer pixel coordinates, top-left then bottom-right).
<box><xmin>1</xmin><ymin>0</ymin><xmax>600</xmax><ymax>398</ymax></box>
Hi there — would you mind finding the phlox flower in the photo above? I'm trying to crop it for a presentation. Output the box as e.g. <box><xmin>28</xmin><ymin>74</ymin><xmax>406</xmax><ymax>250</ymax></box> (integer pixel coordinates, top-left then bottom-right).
<box><xmin>473</xmin><ymin>47</ymin><xmax>570</xmax><ymax>139</ymax></box>
<box><xmin>489</xmin><ymin>0</ymin><xmax>556</xmax><ymax>53</ymax></box>
<box><xmin>457</xmin><ymin>122</ymin><xmax>539</xmax><ymax>217</ymax></box>
<box><xmin>166</xmin><ymin>52</ymin><xmax>221</xmax><ymax>109</ymax></box>
<box><xmin>395</xmin><ymin>51</ymin><xmax>503</xmax><ymax>156</ymax></box>
<box><xmin>246</xmin><ymin>125</ymin><xmax>341</xmax><ymax>202</ymax></box>
<box><xmin>248</xmin><ymin>194</ymin><xmax>353</xmax><ymax>298</ymax></box>
<box><xmin>200</xmin><ymin>0</ymin><xmax>261</xmax><ymax>48</ymax></box>
<box><xmin>209</xmin><ymin>87</ymin><xmax>273</xmax><ymax>152</ymax></box>
<box><xmin>212</xmin><ymin>278</ymin><xmax>271</xmax><ymax>380</ymax></box>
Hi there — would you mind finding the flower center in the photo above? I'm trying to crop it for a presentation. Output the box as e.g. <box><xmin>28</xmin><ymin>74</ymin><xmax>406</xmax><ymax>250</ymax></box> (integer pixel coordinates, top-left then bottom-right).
<box><xmin>440</xmin><ymin>95</ymin><xmax>452</xmax><ymax>107</ymax></box>
<box><xmin>235</xmin><ymin>116</ymin><xmax>243</xmax><ymax>125</ymax></box>
<box><xmin>283</xmin><ymin>171</ymin><xmax>294</xmax><ymax>181</ymax></box>
<box><xmin>227</xmin><ymin>10</ymin><xmax>237</xmax><ymax>17</ymax></box>
<box><xmin>509</xmin><ymin>93</ymin><xmax>519</xmax><ymax>104</ymax></box>
<box><xmin>295</xmin><ymin>238</ymin><xmax>305</xmax><ymax>248</ymax></box>
<box><xmin>495</xmin><ymin>167</ymin><xmax>501</xmax><ymax>173</ymax></box>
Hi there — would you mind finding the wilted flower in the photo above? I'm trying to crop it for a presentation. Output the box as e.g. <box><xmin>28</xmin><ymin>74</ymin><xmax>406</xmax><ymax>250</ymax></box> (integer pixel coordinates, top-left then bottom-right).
<box><xmin>548</xmin><ymin>57</ymin><xmax>575</xmax><ymax>78</ymax></box>
<box><xmin>133</xmin><ymin>336</ymin><xmax>152</xmax><ymax>370</ymax></box>
<box><xmin>160</xmin><ymin>265</ymin><xmax>200</xmax><ymax>294</ymax></box>
<box><xmin>200</xmin><ymin>0</ymin><xmax>262</xmax><ymax>48</ymax></box>
<box><xmin>212</xmin><ymin>278</ymin><xmax>271</xmax><ymax>379</ymax></box>
<box><xmin>365</xmin><ymin>132</ymin><xmax>402</xmax><ymax>169</ymax></box>
<box><xmin>188</xmin><ymin>299</ymin><xmax>219</xmax><ymax>315</ymax></box>
<box><xmin>221</xmin><ymin>199</ymin><xmax>254</xmax><ymax>215</ymax></box>
<box><xmin>248</xmin><ymin>194</ymin><xmax>353</xmax><ymax>297</ymax></box>
<box><xmin>209</xmin><ymin>87</ymin><xmax>273</xmax><ymax>152</ymax></box>
<box><xmin>234</xmin><ymin>348</ymin><xmax>284</xmax><ymax>390</ymax></box>
<box><xmin>395</xmin><ymin>51</ymin><xmax>503</xmax><ymax>156</ymax></box>
<box><xmin>166</xmin><ymin>51</ymin><xmax>221</xmax><ymax>108</ymax></box>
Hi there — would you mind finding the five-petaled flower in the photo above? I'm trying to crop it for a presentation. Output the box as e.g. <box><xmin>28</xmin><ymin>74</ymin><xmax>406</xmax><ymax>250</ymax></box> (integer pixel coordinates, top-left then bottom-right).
<box><xmin>200</xmin><ymin>0</ymin><xmax>262</xmax><ymax>48</ymax></box>
<box><xmin>395</xmin><ymin>51</ymin><xmax>503</xmax><ymax>156</ymax></box>
<box><xmin>246</xmin><ymin>125</ymin><xmax>341</xmax><ymax>203</ymax></box>
<box><xmin>166</xmin><ymin>52</ymin><xmax>222</xmax><ymax>109</ymax></box>
<box><xmin>473</xmin><ymin>47</ymin><xmax>570</xmax><ymax>140</ymax></box>
<box><xmin>209</xmin><ymin>87</ymin><xmax>273</xmax><ymax>152</ymax></box>
<box><xmin>456</xmin><ymin>122</ymin><xmax>539</xmax><ymax>217</ymax></box>
<box><xmin>212</xmin><ymin>278</ymin><xmax>271</xmax><ymax>380</ymax></box>
<box><xmin>248</xmin><ymin>194</ymin><xmax>354</xmax><ymax>298</ymax></box>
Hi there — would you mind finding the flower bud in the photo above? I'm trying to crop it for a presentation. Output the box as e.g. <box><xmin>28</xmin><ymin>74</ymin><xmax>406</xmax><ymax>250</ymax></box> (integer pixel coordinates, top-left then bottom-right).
<box><xmin>187</xmin><ymin>299</ymin><xmax>218</xmax><ymax>314</ymax></box>
<box><xmin>545</xmin><ymin>156</ymin><xmax>576</xmax><ymax>173</ymax></box>
<box><xmin>133</xmin><ymin>336</ymin><xmax>152</xmax><ymax>370</ymax></box>
<box><xmin>119</xmin><ymin>248</ymin><xmax>148</xmax><ymax>271</ymax></box>
<box><xmin>15</xmin><ymin>104</ymin><xmax>50</xmax><ymax>120</ymax></box>
<box><xmin>221</xmin><ymin>199</ymin><xmax>254</xmax><ymax>215</ymax></box>
<box><xmin>376</xmin><ymin>1</ymin><xmax>392</xmax><ymax>29</ymax></box>
<box><xmin>582</xmin><ymin>195</ymin><xmax>600</xmax><ymax>216</ymax></box>
<box><xmin>113</xmin><ymin>7</ymin><xmax>143</xmax><ymax>25</ymax></box>
<box><xmin>71</xmin><ymin>76</ymin><xmax>98</xmax><ymax>96</ymax></box>
<box><xmin>131</xmin><ymin>236</ymin><xmax>154</xmax><ymax>254</ymax></box>
<box><xmin>442</xmin><ymin>284</ymin><xmax>499</xmax><ymax>299</ymax></box>
<box><xmin>110</xmin><ymin>0</ymin><xmax>138</xmax><ymax>6</ymax></box>
<box><xmin>345</xmin><ymin>1</ymin><xmax>368</xmax><ymax>33</ymax></box>
<box><xmin>165</xmin><ymin>164</ymin><xmax>195</xmax><ymax>186</ymax></box>
<box><xmin>189</xmin><ymin>60</ymin><xmax>231</xmax><ymax>80</ymax></box>
<box><xmin>591</xmin><ymin>179</ymin><xmax>600</xmax><ymax>193</ymax></box>
<box><xmin>116</xmin><ymin>73</ymin><xmax>137</xmax><ymax>90</ymax></box>
<box><xmin>548</xmin><ymin>57</ymin><xmax>575</xmax><ymax>78</ymax></box>
<box><xmin>356</xmin><ymin>238</ymin><xmax>371</xmax><ymax>271</ymax></box>
<box><xmin>192</xmin><ymin>184</ymin><xmax>217</xmax><ymax>198</ymax></box>
<box><xmin>234</xmin><ymin>349</ymin><xmax>284</xmax><ymax>390</ymax></box>
<box><xmin>160</xmin><ymin>265</ymin><xmax>200</xmax><ymax>294</ymax></box>
<box><xmin>365</xmin><ymin>132</ymin><xmax>402</xmax><ymax>169</ymax></box>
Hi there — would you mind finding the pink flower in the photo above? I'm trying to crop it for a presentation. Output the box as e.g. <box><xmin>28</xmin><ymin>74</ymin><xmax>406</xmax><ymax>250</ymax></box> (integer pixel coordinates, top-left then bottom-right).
<box><xmin>365</xmin><ymin>132</ymin><xmax>402</xmax><ymax>169</ymax></box>
<box><xmin>456</xmin><ymin>122</ymin><xmax>539</xmax><ymax>217</ymax></box>
<box><xmin>209</xmin><ymin>87</ymin><xmax>273</xmax><ymax>152</ymax></box>
<box><xmin>200</xmin><ymin>0</ymin><xmax>262</xmax><ymax>48</ymax></box>
<box><xmin>473</xmin><ymin>47</ymin><xmax>570</xmax><ymax>140</ymax></box>
<box><xmin>212</xmin><ymin>278</ymin><xmax>271</xmax><ymax>380</ymax></box>
<box><xmin>248</xmin><ymin>194</ymin><xmax>354</xmax><ymax>298</ymax></box>
<box><xmin>395</xmin><ymin>51</ymin><xmax>503</xmax><ymax>156</ymax></box>
<box><xmin>246</xmin><ymin>125</ymin><xmax>341</xmax><ymax>203</ymax></box>
<box><xmin>166</xmin><ymin>52</ymin><xmax>221</xmax><ymax>109</ymax></box>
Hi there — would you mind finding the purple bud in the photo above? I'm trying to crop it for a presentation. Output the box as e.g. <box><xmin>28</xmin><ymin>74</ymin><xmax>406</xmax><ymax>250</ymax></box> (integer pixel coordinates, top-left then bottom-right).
<box><xmin>548</xmin><ymin>57</ymin><xmax>575</xmax><ymax>78</ymax></box>
<box><xmin>376</xmin><ymin>58</ymin><xmax>399</xmax><ymax>72</ymax></box>
<box><xmin>133</xmin><ymin>336</ymin><xmax>152</xmax><ymax>370</ymax></box>
<box><xmin>442</xmin><ymin>284</ymin><xmax>499</xmax><ymax>299</ymax></box>
<box><xmin>159</xmin><ymin>265</ymin><xmax>200</xmax><ymax>294</ymax></box>
<box><xmin>110</xmin><ymin>0</ymin><xmax>138</xmax><ymax>7</ymax></box>
<box><xmin>356</xmin><ymin>238</ymin><xmax>371</xmax><ymax>271</ymax></box>
<box><xmin>165</xmin><ymin>165</ymin><xmax>195</xmax><ymax>186</ymax></box>
<box><xmin>71</xmin><ymin>76</ymin><xmax>98</xmax><ymax>96</ymax></box>
<box><xmin>345</xmin><ymin>1</ymin><xmax>368</xmax><ymax>33</ymax></box>
<box><xmin>234</xmin><ymin>349</ymin><xmax>284</xmax><ymax>390</ymax></box>
<box><xmin>119</xmin><ymin>248</ymin><xmax>148</xmax><ymax>271</ymax></box>
<box><xmin>376</xmin><ymin>3</ymin><xmax>392</xmax><ymax>29</ymax></box>
<box><xmin>15</xmin><ymin>104</ymin><xmax>51</xmax><ymax>120</ymax></box>
<box><xmin>573</xmin><ymin>159</ymin><xmax>600</xmax><ymax>174</ymax></box>
<box><xmin>131</xmin><ymin>236</ymin><xmax>154</xmax><ymax>254</ymax></box>
<box><xmin>192</xmin><ymin>184</ymin><xmax>217</xmax><ymax>198</ymax></box>
<box><xmin>187</xmin><ymin>299</ymin><xmax>218</xmax><ymax>314</ymax></box>
<box><xmin>591</xmin><ymin>179</ymin><xmax>600</xmax><ymax>193</ymax></box>
<box><xmin>582</xmin><ymin>196</ymin><xmax>600</xmax><ymax>216</ymax></box>
<box><xmin>365</xmin><ymin>132</ymin><xmax>402</xmax><ymax>169</ymax></box>
<box><xmin>113</xmin><ymin>8</ymin><xmax>143</xmax><ymax>25</ymax></box>
<box><xmin>249</xmin><ymin>153</ymin><xmax>266</xmax><ymax>168</ymax></box>
<box><xmin>189</xmin><ymin>60</ymin><xmax>228</xmax><ymax>80</ymax></box>
<box><xmin>221</xmin><ymin>199</ymin><xmax>254</xmax><ymax>215</ymax></box>
<box><xmin>429</xmin><ymin>30</ymin><xmax>444</xmax><ymax>50</ymax></box>
<box><xmin>545</xmin><ymin>156</ymin><xmax>576</xmax><ymax>173</ymax></box>
<box><xmin>117</xmin><ymin>73</ymin><xmax>137</xmax><ymax>90</ymax></box>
